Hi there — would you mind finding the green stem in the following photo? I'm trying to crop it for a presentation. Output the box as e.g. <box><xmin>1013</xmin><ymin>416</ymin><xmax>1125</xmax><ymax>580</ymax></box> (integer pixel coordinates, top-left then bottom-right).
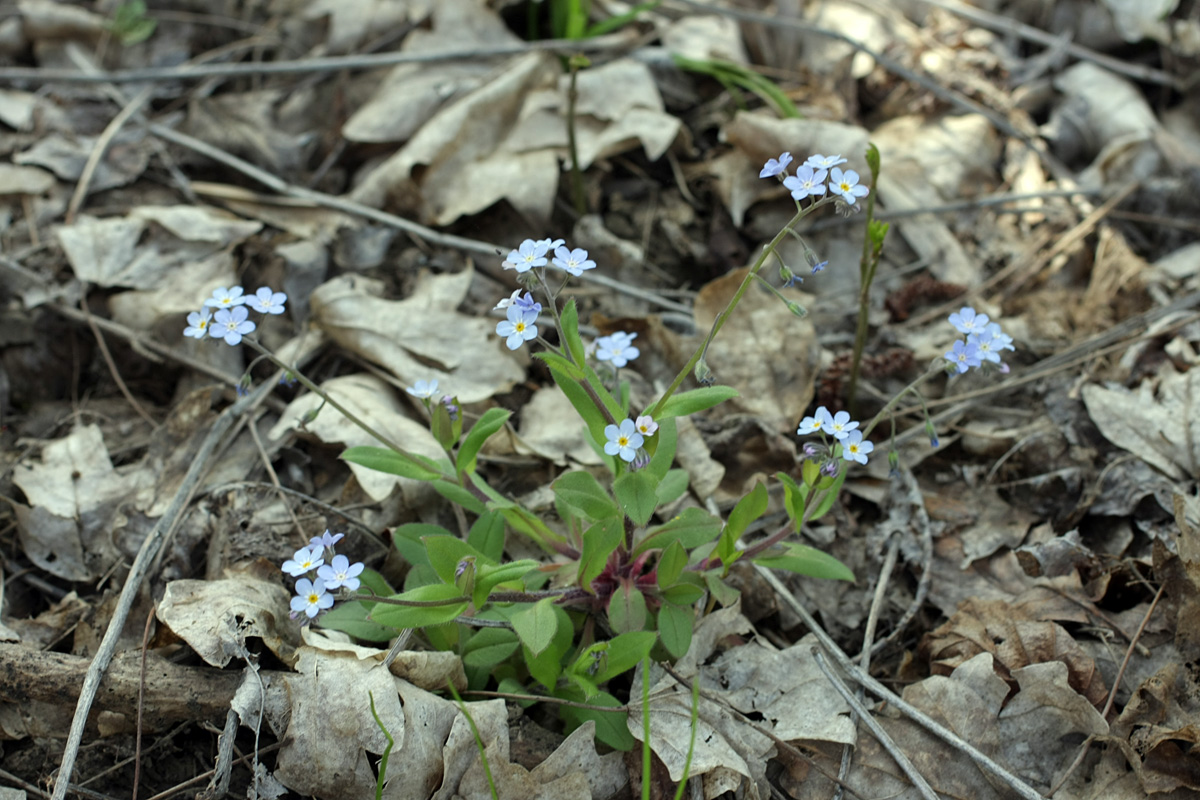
<box><xmin>860</xmin><ymin>361</ymin><xmax>945</xmax><ymax>440</ymax></box>
<box><xmin>649</xmin><ymin>197</ymin><xmax>834</xmax><ymax>418</ymax></box>
<box><xmin>847</xmin><ymin>155</ymin><xmax>885</xmax><ymax>416</ymax></box>
<box><xmin>241</xmin><ymin>338</ymin><xmax>441</xmax><ymax>476</ymax></box>
<box><xmin>566</xmin><ymin>60</ymin><xmax>587</xmax><ymax>216</ymax></box>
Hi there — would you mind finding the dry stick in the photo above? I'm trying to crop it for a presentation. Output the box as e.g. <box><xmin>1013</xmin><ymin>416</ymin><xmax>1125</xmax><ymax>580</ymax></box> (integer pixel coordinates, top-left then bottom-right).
<box><xmin>65</xmin><ymin>86</ymin><xmax>153</xmax><ymax>223</ymax></box>
<box><xmin>50</xmin><ymin>382</ymin><xmax>274</xmax><ymax>800</ymax></box>
<box><xmin>812</xmin><ymin>648</ymin><xmax>940</xmax><ymax>800</ymax></box>
<box><xmin>1047</xmin><ymin>582</ymin><xmax>1166</xmax><ymax>797</ymax></box>
<box><xmin>144</xmin><ymin>123</ymin><xmax>691</xmax><ymax>315</ymax></box>
<box><xmin>76</xmin><ymin>295</ymin><xmax>159</xmax><ymax>429</ymax></box>
<box><xmin>916</xmin><ymin>0</ymin><xmax>1182</xmax><ymax>89</ymax></box>
<box><xmin>869</xmin><ymin>467</ymin><xmax>934</xmax><ymax>658</ymax></box>
<box><xmin>132</xmin><ymin>604</ymin><xmax>157</xmax><ymax>800</ymax></box>
<box><xmin>753</xmin><ymin>564</ymin><xmax>1047</xmax><ymax>800</ymax></box>
<box><xmin>833</xmin><ymin>531</ymin><xmax>900</xmax><ymax>799</ymax></box>
<box><xmin>0</xmin><ymin>34</ymin><xmax>636</xmax><ymax>83</ymax></box>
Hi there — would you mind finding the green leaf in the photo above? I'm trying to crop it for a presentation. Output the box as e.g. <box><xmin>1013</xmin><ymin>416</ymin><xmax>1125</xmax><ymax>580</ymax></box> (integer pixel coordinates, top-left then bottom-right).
<box><xmin>523</xmin><ymin>604</ymin><xmax>574</xmax><ymax>690</ymax></box>
<box><xmin>553</xmin><ymin>471</ymin><xmax>619</xmax><ymax>521</ymax></box>
<box><xmin>634</xmin><ymin>507</ymin><xmax>721</xmax><ymax>556</ymax></box>
<box><xmin>584</xmin><ymin>0</ymin><xmax>662</xmax><ymax>37</ymax></box>
<box><xmin>613</xmin><ymin>471</ymin><xmax>659</xmax><ymax>527</ymax></box>
<box><xmin>656</xmin><ymin>603</ymin><xmax>694</xmax><ymax>659</ymax></box>
<box><xmin>808</xmin><ymin>469</ymin><xmax>847</xmax><ymax>521</ymax></box>
<box><xmin>342</xmin><ymin>446</ymin><xmax>444</xmax><ymax>481</ymax></box>
<box><xmin>467</xmin><ymin>511</ymin><xmax>506</xmax><ymax>562</ymax></box>
<box><xmin>558</xmin><ymin>689</ymin><xmax>634</xmax><ymax>751</ymax></box>
<box><xmin>646</xmin><ymin>416</ymin><xmax>677</xmax><ymax>480</ymax></box>
<box><xmin>368</xmin><ymin>584</ymin><xmax>467</xmax><ymax>629</ymax></box>
<box><xmin>431</xmin><ymin>479</ymin><xmax>487</xmax><ymax>515</ymax></box>
<box><xmin>725</xmin><ymin>481</ymin><xmax>768</xmax><ymax>541</ymax></box>
<box><xmin>594</xmin><ymin>631</ymin><xmax>657</xmax><ymax>683</ymax></box>
<box><xmin>607</xmin><ymin>581</ymin><xmax>647</xmax><ymax>634</ymax></box>
<box><xmin>704</xmin><ymin>571</ymin><xmax>740</xmax><ymax>607</ymax></box>
<box><xmin>542</xmin><ymin>359</ymin><xmax>608</xmax><ymax>445</ymax></box>
<box><xmin>318</xmin><ymin>601</ymin><xmax>396</xmax><ymax>642</ymax></box>
<box><xmin>429</xmin><ymin>395</ymin><xmax>462</xmax><ymax>451</ymax></box>
<box><xmin>654</xmin><ymin>385</ymin><xmax>739</xmax><ymax>420</ymax></box>
<box><xmin>754</xmin><ymin>541</ymin><xmax>855</xmax><ymax>581</ymax></box>
<box><xmin>654</xmin><ymin>468</ymin><xmax>689</xmax><ymax>506</ymax></box>
<box><xmin>423</xmin><ymin>536</ymin><xmax>487</xmax><ymax>585</ymax></box>
<box><xmin>656</xmin><ymin>540</ymin><xmax>688</xmax><ymax>587</ymax></box>
<box><xmin>776</xmin><ymin>471</ymin><xmax>805</xmax><ymax>531</ymax></box>
<box><xmin>661</xmin><ymin>574</ymin><xmax>705</xmax><ymax>607</ymax></box>
<box><xmin>511</xmin><ymin>597</ymin><xmax>559</xmax><ymax>658</ymax></box>
<box><xmin>462</xmin><ymin>627</ymin><xmax>521</xmax><ymax>668</ymax></box>
<box><xmin>560</xmin><ymin>298</ymin><xmax>587</xmax><ymax>366</ymax></box>
<box><xmin>578</xmin><ymin>518</ymin><xmax>623</xmax><ymax>594</ymax></box>
<box><xmin>474</xmin><ymin>559</ymin><xmax>540</xmax><ymax>608</ymax></box>
<box><xmin>456</xmin><ymin>408</ymin><xmax>511</xmax><ymax>476</ymax></box>
<box><xmin>392</xmin><ymin>524</ymin><xmax>449</xmax><ymax>567</ymax></box>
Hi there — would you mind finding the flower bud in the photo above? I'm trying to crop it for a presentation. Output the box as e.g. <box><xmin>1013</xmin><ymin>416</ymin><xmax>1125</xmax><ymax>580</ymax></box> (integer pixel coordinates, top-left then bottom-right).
<box><xmin>454</xmin><ymin>556</ymin><xmax>476</xmax><ymax>596</ymax></box>
<box><xmin>887</xmin><ymin>449</ymin><xmax>900</xmax><ymax>478</ymax></box>
<box><xmin>694</xmin><ymin>359</ymin><xmax>715</xmax><ymax>386</ymax></box>
<box><xmin>779</xmin><ymin>263</ymin><xmax>799</xmax><ymax>288</ymax></box>
<box><xmin>630</xmin><ymin>447</ymin><xmax>651</xmax><ymax>471</ymax></box>
<box><xmin>820</xmin><ymin>459</ymin><xmax>840</xmax><ymax>478</ymax></box>
<box><xmin>785</xmin><ymin>300</ymin><xmax>808</xmax><ymax>318</ymax></box>
<box><xmin>925</xmin><ymin>420</ymin><xmax>939</xmax><ymax>448</ymax></box>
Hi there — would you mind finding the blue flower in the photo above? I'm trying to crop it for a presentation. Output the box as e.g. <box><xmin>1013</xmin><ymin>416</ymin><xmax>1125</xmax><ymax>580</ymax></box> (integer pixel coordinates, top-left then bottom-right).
<box><xmin>811</xmin><ymin>261</ymin><xmax>828</xmax><ymax>275</ymax></box>
<box><xmin>291</xmin><ymin>578</ymin><xmax>334</xmax><ymax>618</ymax></box>
<box><xmin>783</xmin><ymin>166</ymin><xmax>828</xmax><ymax>199</ymax></box>
<box><xmin>759</xmin><ymin>152</ymin><xmax>793</xmax><ymax>178</ymax></box>
<box><xmin>317</xmin><ymin>554</ymin><xmax>364</xmax><ymax>591</ymax></box>
<box><xmin>282</xmin><ymin>546</ymin><xmax>323</xmax><ymax>576</ymax></box>
<box><xmin>248</xmin><ymin>287</ymin><xmax>287</xmax><ymax>315</ymax></box>
<box><xmin>823</xmin><ymin>410</ymin><xmax>859</xmax><ymax>440</ymax></box>
<box><xmin>406</xmin><ymin>379</ymin><xmax>439</xmax><ymax>399</ymax></box>
<box><xmin>798</xmin><ymin>406</ymin><xmax>834</xmax><ymax>436</ymax></box>
<box><xmin>805</xmin><ymin>154</ymin><xmax>847</xmax><ymax>170</ymax></box>
<box><xmin>984</xmin><ymin>321</ymin><xmax>1014</xmax><ymax>352</ymax></box>
<box><xmin>210</xmin><ymin>306</ymin><xmax>256</xmax><ymax>345</ymax></box>
<box><xmin>948</xmin><ymin>306</ymin><xmax>989</xmax><ymax>335</ymax></box>
<box><xmin>495</xmin><ymin>290</ymin><xmax>541</xmax><ymax>314</ymax></box>
<box><xmin>504</xmin><ymin>239</ymin><xmax>551</xmax><ymax>273</ymax></box>
<box><xmin>595</xmin><ymin>331</ymin><xmax>639</xmax><ymax>367</ymax></box>
<box><xmin>945</xmin><ymin>340</ymin><xmax>982</xmax><ymax>373</ymax></box>
<box><xmin>968</xmin><ymin>329</ymin><xmax>1002</xmax><ymax>364</ymax></box>
<box><xmin>183</xmin><ymin>309</ymin><xmax>212</xmax><ymax>339</ymax></box>
<box><xmin>829</xmin><ymin>167</ymin><xmax>869</xmax><ymax>205</ymax></box>
<box><xmin>603</xmin><ymin>419</ymin><xmax>644</xmax><ymax>462</ymax></box>
<box><xmin>204</xmin><ymin>286</ymin><xmax>246</xmax><ymax>310</ymax></box>
<box><xmin>840</xmin><ymin>430</ymin><xmax>873</xmax><ymax>465</ymax></box>
<box><xmin>309</xmin><ymin>530</ymin><xmax>344</xmax><ymax>550</ymax></box>
<box><xmin>552</xmin><ymin>246</ymin><xmax>596</xmax><ymax>277</ymax></box>
<box><xmin>497</xmin><ymin>305</ymin><xmax>539</xmax><ymax>350</ymax></box>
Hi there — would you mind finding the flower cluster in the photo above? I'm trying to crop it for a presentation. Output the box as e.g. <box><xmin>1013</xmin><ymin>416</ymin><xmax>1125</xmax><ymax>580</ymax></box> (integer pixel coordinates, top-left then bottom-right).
<box><xmin>943</xmin><ymin>306</ymin><xmax>1014</xmax><ymax>374</ymax></box>
<box><xmin>595</xmin><ymin>331</ymin><xmax>639</xmax><ymax>368</ymax></box>
<box><xmin>797</xmin><ymin>406</ymin><xmax>873</xmax><ymax>466</ymax></box>
<box><xmin>280</xmin><ymin>530</ymin><xmax>364</xmax><ymax>620</ymax></box>
<box><xmin>184</xmin><ymin>285</ymin><xmax>288</xmax><ymax>345</ymax></box>
<box><xmin>759</xmin><ymin>152</ymin><xmax>870</xmax><ymax>207</ymax></box>
<box><xmin>501</xmin><ymin>238</ymin><xmax>597</xmax><ymax>278</ymax></box>
<box><xmin>605</xmin><ymin>414</ymin><xmax>658</xmax><ymax>464</ymax></box>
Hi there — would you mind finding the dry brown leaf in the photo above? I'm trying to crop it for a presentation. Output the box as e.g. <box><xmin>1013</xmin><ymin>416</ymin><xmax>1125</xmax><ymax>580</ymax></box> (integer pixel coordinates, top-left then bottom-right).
<box><xmin>156</xmin><ymin>576</ymin><xmax>299</xmax><ymax>668</ymax></box>
<box><xmin>920</xmin><ymin>597</ymin><xmax>1108</xmax><ymax>707</ymax></box>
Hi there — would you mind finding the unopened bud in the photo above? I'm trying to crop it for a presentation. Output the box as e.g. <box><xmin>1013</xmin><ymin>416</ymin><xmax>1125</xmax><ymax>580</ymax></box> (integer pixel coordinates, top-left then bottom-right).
<box><xmin>785</xmin><ymin>301</ymin><xmax>808</xmax><ymax>318</ymax></box>
<box><xmin>454</xmin><ymin>556</ymin><xmax>476</xmax><ymax>595</ymax></box>
<box><xmin>925</xmin><ymin>420</ymin><xmax>939</xmax><ymax>448</ymax></box>
<box><xmin>820</xmin><ymin>459</ymin><xmax>839</xmax><ymax>478</ymax></box>
<box><xmin>631</xmin><ymin>447</ymin><xmax>651</xmax><ymax>471</ymax></box>
<box><xmin>779</xmin><ymin>264</ymin><xmax>799</xmax><ymax>288</ymax></box>
<box><xmin>694</xmin><ymin>359</ymin><xmax>715</xmax><ymax>386</ymax></box>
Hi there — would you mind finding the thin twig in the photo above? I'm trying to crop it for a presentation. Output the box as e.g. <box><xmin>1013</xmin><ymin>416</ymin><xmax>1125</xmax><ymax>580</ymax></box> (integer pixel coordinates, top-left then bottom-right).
<box><xmin>77</xmin><ymin>294</ymin><xmax>159</xmax><ymax>429</ymax></box>
<box><xmin>754</xmin><ymin>564</ymin><xmax>1047</xmax><ymax>800</ymax></box>
<box><xmin>131</xmin><ymin>603</ymin><xmax>157</xmax><ymax>800</ymax></box>
<box><xmin>50</xmin><ymin>383</ymin><xmax>274</xmax><ymax>800</ymax></box>
<box><xmin>0</xmin><ymin>35</ymin><xmax>636</xmax><ymax>83</ymax></box>
<box><xmin>66</xmin><ymin>86</ymin><xmax>153</xmax><ymax>223</ymax></box>
<box><xmin>812</xmin><ymin>648</ymin><xmax>940</xmax><ymax>800</ymax></box>
<box><xmin>869</xmin><ymin>466</ymin><xmax>933</xmax><ymax>657</ymax></box>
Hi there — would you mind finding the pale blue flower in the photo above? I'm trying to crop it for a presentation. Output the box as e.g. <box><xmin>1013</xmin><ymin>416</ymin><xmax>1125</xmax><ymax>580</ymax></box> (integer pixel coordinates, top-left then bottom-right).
<box><xmin>183</xmin><ymin>309</ymin><xmax>212</xmax><ymax>339</ymax></box>
<box><xmin>798</xmin><ymin>406</ymin><xmax>834</xmax><ymax>436</ymax></box>
<box><xmin>536</xmin><ymin>238</ymin><xmax>565</xmax><ymax>251</ymax></box>
<box><xmin>829</xmin><ymin>167</ymin><xmax>869</xmax><ymax>205</ymax></box>
<box><xmin>505</xmin><ymin>239</ymin><xmax>550</xmax><ymax>273</ymax></box>
<box><xmin>805</xmin><ymin>154</ymin><xmax>847</xmax><ymax>170</ymax></box>
<box><xmin>783</xmin><ymin>166</ymin><xmax>828</xmax><ymax>199</ymax></box>
<box><xmin>406</xmin><ymin>379</ymin><xmax>439</xmax><ymax>399</ymax></box>
<box><xmin>759</xmin><ymin>152</ymin><xmax>793</xmax><ymax>178</ymax></box>
<box><xmin>824</xmin><ymin>410</ymin><xmax>859</xmax><ymax>440</ymax></box>
<box><xmin>204</xmin><ymin>286</ymin><xmax>246</xmax><ymax>309</ymax></box>
<box><xmin>291</xmin><ymin>578</ymin><xmax>334</xmax><ymax>618</ymax></box>
<box><xmin>968</xmin><ymin>330</ymin><xmax>1002</xmax><ymax>364</ymax></box>
<box><xmin>309</xmin><ymin>530</ymin><xmax>345</xmax><ymax>550</ymax></box>
<box><xmin>210</xmin><ymin>306</ymin><xmax>256</xmax><ymax>345</ymax></box>
<box><xmin>811</xmin><ymin>261</ymin><xmax>828</xmax><ymax>275</ymax></box>
<box><xmin>318</xmin><ymin>554</ymin><xmax>364</xmax><ymax>591</ymax></box>
<box><xmin>282</xmin><ymin>546</ymin><xmax>323</xmax><ymax>577</ymax></box>
<box><xmin>984</xmin><ymin>322</ymin><xmax>1014</xmax><ymax>352</ymax></box>
<box><xmin>634</xmin><ymin>415</ymin><xmax>658</xmax><ymax>437</ymax></box>
<box><xmin>595</xmin><ymin>331</ymin><xmax>639</xmax><ymax>367</ymax></box>
<box><xmin>604</xmin><ymin>419</ymin><xmax>644</xmax><ymax>463</ymax></box>
<box><xmin>948</xmin><ymin>306</ymin><xmax>989</xmax><ymax>335</ymax></box>
<box><xmin>552</xmin><ymin>246</ymin><xmax>596</xmax><ymax>277</ymax></box>
<box><xmin>840</xmin><ymin>430</ymin><xmax>873</xmax><ymax>465</ymax></box>
<box><xmin>497</xmin><ymin>305</ymin><xmax>538</xmax><ymax>350</ymax></box>
<box><xmin>248</xmin><ymin>287</ymin><xmax>287</xmax><ymax>315</ymax></box>
<box><xmin>945</xmin><ymin>340</ymin><xmax>982</xmax><ymax>373</ymax></box>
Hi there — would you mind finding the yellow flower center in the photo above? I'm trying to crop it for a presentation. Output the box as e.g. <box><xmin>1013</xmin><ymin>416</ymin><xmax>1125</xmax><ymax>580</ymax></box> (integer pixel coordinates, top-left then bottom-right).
<box><xmin>618</xmin><ymin>436</ymin><xmax>630</xmax><ymax>447</ymax></box>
